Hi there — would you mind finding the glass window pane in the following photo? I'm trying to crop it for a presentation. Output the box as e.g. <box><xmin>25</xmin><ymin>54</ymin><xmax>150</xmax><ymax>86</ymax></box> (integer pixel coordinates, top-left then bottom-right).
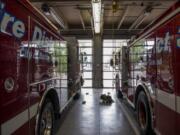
<box><xmin>78</xmin><ymin>40</ymin><xmax>92</xmax><ymax>88</ymax></box>
<box><xmin>103</xmin><ymin>56</ymin><xmax>112</xmax><ymax>63</ymax></box>
<box><xmin>103</xmin><ymin>72</ymin><xmax>114</xmax><ymax>79</ymax></box>
<box><xmin>84</xmin><ymin>80</ymin><xmax>92</xmax><ymax>87</ymax></box>
<box><xmin>61</xmin><ymin>79</ymin><xmax>67</xmax><ymax>88</ymax></box>
<box><xmin>78</xmin><ymin>40</ymin><xmax>92</xmax><ymax>47</ymax></box>
<box><xmin>103</xmin><ymin>80</ymin><xmax>114</xmax><ymax>88</ymax></box>
<box><xmin>103</xmin><ymin>40</ymin><xmax>128</xmax><ymax>88</ymax></box>
<box><xmin>83</xmin><ymin>72</ymin><xmax>92</xmax><ymax>79</ymax></box>
<box><xmin>79</xmin><ymin>48</ymin><xmax>92</xmax><ymax>55</ymax></box>
<box><xmin>103</xmin><ymin>48</ymin><xmax>115</xmax><ymax>55</ymax></box>
<box><xmin>103</xmin><ymin>64</ymin><xmax>114</xmax><ymax>71</ymax></box>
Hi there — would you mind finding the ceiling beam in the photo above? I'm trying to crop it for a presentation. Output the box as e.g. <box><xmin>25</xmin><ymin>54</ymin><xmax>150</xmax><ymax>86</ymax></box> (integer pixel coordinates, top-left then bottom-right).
<box><xmin>128</xmin><ymin>5</ymin><xmax>149</xmax><ymax>30</ymax></box>
<box><xmin>117</xmin><ymin>6</ymin><xmax>128</xmax><ymax>29</ymax></box>
<box><xmin>87</xmin><ymin>9</ymin><xmax>94</xmax><ymax>36</ymax></box>
<box><xmin>79</xmin><ymin>10</ymin><xmax>86</xmax><ymax>30</ymax></box>
<box><xmin>31</xmin><ymin>0</ymin><xmax>176</xmax><ymax>3</ymax></box>
<box><xmin>134</xmin><ymin>15</ymin><xmax>146</xmax><ymax>29</ymax></box>
<box><xmin>31</xmin><ymin>0</ymin><xmax>176</xmax><ymax>10</ymax></box>
<box><xmin>129</xmin><ymin>5</ymin><xmax>153</xmax><ymax>30</ymax></box>
<box><xmin>129</xmin><ymin>14</ymin><xmax>144</xmax><ymax>30</ymax></box>
<box><xmin>142</xmin><ymin>14</ymin><xmax>158</xmax><ymax>31</ymax></box>
<box><xmin>60</xmin><ymin>28</ymin><xmax>141</xmax><ymax>39</ymax></box>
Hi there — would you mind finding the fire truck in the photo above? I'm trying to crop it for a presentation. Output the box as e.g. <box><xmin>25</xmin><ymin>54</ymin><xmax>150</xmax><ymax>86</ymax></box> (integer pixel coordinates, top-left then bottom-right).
<box><xmin>0</xmin><ymin>0</ymin><xmax>81</xmax><ymax>134</ymax></box>
<box><xmin>114</xmin><ymin>1</ymin><xmax>180</xmax><ymax>135</ymax></box>
<box><xmin>65</xmin><ymin>37</ymin><xmax>82</xmax><ymax>99</ymax></box>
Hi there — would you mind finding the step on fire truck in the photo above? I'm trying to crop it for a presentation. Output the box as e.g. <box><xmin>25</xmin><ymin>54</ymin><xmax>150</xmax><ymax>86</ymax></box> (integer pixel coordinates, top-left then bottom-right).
<box><xmin>113</xmin><ymin>1</ymin><xmax>180</xmax><ymax>135</ymax></box>
<box><xmin>0</xmin><ymin>0</ymin><xmax>82</xmax><ymax>134</ymax></box>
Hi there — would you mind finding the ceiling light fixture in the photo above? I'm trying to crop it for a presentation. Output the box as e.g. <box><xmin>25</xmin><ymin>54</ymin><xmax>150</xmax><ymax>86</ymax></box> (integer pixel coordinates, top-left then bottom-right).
<box><xmin>41</xmin><ymin>3</ymin><xmax>50</xmax><ymax>15</ymax></box>
<box><xmin>112</xmin><ymin>0</ymin><xmax>118</xmax><ymax>13</ymax></box>
<box><xmin>92</xmin><ymin>0</ymin><xmax>102</xmax><ymax>34</ymax></box>
<box><xmin>41</xmin><ymin>3</ymin><xmax>66</xmax><ymax>29</ymax></box>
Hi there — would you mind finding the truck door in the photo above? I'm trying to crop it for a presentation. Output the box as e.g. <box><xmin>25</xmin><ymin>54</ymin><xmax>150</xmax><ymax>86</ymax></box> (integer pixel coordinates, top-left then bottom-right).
<box><xmin>0</xmin><ymin>1</ymin><xmax>29</xmax><ymax>134</ymax></box>
<box><xmin>155</xmin><ymin>17</ymin><xmax>176</xmax><ymax>135</ymax></box>
<box><xmin>173</xmin><ymin>13</ymin><xmax>180</xmax><ymax>134</ymax></box>
<box><xmin>128</xmin><ymin>40</ymin><xmax>147</xmax><ymax>103</ymax></box>
<box><xmin>28</xmin><ymin>17</ymin><xmax>62</xmax><ymax>134</ymax></box>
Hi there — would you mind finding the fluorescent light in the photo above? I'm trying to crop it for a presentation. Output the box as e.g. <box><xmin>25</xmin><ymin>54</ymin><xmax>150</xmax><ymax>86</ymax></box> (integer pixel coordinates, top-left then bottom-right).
<box><xmin>92</xmin><ymin>0</ymin><xmax>101</xmax><ymax>34</ymax></box>
<box><xmin>50</xmin><ymin>8</ymin><xmax>65</xmax><ymax>29</ymax></box>
<box><xmin>94</xmin><ymin>22</ymin><xmax>100</xmax><ymax>33</ymax></box>
<box><xmin>93</xmin><ymin>3</ymin><xmax>101</xmax><ymax>21</ymax></box>
<box><xmin>41</xmin><ymin>3</ymin><xmax>65</xmax><ymax>29</ymax></box>
<box><xmin>44</xmin><ymin>11</ymin><xmax>51</xmax><ymax>16</ymax></box>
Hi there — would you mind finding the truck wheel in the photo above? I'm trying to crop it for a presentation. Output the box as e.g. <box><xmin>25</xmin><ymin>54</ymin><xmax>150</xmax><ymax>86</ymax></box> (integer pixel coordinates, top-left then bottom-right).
<box><xmin>115</xmin><ymin>76</ymin><xmax>123</xmax><ymax>99</ymax></box>
<box><xmin>74</xmin><ymin>92</ymin><xmax>81</xmax><ymax>100</ymax></box>
<box><xmin>136</xmin><ymin>91</ymin><xmax>152</xmax><ymax>135</ymax></box>
<box><xmin>116</xmin><ymin>89</ymin><xmax>123</xmax><ymax>99</ymax></box>
<box><xmin>38</xmin><ymin>99</ymin><xmax>55</xmax><ymax>135</ymax></box>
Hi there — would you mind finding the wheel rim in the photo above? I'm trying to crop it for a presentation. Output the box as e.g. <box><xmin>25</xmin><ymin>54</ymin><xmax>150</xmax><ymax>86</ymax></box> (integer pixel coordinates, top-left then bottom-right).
<box><xmin>40</xmin><ymin>105</ymin><xmax>53</xmax><ymax>135</ymax></box>
<box><xmin>138</xmin><ymin>102</ymin><xmax>147</xmax><ymax>129</ymax></box>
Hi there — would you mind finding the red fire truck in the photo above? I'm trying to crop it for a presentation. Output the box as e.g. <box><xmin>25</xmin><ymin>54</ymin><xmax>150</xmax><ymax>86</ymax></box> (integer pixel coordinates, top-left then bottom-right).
<box><xmin>0</xmin><ymin>0</ymin><xmax>81</xmax><ymax>134</ymax></box>
<box><xmin>115</xmin><ymin>1</ymin><xmax>180</xmax><ymax>135</ymax></box>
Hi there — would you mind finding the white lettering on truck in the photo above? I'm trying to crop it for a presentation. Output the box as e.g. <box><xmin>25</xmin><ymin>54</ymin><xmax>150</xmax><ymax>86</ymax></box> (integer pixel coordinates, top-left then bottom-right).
<box><xmin>0</xmin><ymin>2</ymin><xmax>54</xmax><ymax>43</ymax></box>
<box><xmin>156</xmin><ymin>32</ymin><xmax>171</xmax><ymax>53</ymax></box>
<box><xmin>12</xmin><ymin>20</ymin><xmax>25</xmax><ymax>38</ymax></box>
<box><xmin>32</xmin><ymin>26</ymin><xmax>53</xmax><ymax>44</ymax></box>
<box><xmin>0</xmin><ymin>3</ymin><xmax>25</xmax><ymax>38</ymax></box>
<box><xmin>32</xmin><ymin>26</ymin><xmax>42</xmax><ymax>41</ymax></box>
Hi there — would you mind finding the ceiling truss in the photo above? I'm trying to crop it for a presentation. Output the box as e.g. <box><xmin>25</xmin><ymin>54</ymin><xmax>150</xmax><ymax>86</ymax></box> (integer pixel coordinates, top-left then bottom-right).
<box><xmin>30</xmin><ymin>0</ymin><xmax>177</xmax><ymax>39</ymax></box>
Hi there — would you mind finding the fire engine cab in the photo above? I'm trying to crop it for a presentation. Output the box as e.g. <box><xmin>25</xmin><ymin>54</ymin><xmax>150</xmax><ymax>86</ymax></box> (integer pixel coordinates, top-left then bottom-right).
<box><xmin>0</xmin><ymin>0</ymin><xmax>82</xmax><ymax>135</ymax></box>
<box><xmin>114</xmin><ymin>2</ymin><xmax>180</xmax><ymax>135</ymax></box>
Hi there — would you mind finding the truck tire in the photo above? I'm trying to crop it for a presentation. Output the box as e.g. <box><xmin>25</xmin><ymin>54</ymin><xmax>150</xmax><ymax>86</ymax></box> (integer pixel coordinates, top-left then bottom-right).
<box><xmin>136</xmin><ymin>91</ymin><xmax>152</xmax><ymax>135</ymax></box>
<box><xmin>74</xmin><ymin>92</ymin><xmax>81</xmax><ymax>100</ymax></box>
<box><xmin>116</xmin><ymin>89</ymin><xmax>123</xmax><ymax>99</ymax></box>
<box><xmin>115</xmin><ymin>75</ymin><xmax>123</xmax><ymax>99</ymax></box>
<box><xmin>37</xmin><ymin>98</ymin><xmax>55</xmax><ymax>135</ymax></box>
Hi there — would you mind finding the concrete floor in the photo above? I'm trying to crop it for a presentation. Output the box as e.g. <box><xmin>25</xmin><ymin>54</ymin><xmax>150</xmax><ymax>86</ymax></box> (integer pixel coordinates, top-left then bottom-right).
<box><xmin>55</xmin><ymin>89</ymin><xmax>135</xmax><ymax>135</ymax></box>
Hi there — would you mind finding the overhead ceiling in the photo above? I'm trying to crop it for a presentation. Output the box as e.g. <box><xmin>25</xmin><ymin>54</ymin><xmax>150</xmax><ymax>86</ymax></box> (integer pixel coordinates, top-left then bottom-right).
<box><xmin>30</xmin><ymin>0</ymin><xmax>177</xmax><ymax>39</ymax></box>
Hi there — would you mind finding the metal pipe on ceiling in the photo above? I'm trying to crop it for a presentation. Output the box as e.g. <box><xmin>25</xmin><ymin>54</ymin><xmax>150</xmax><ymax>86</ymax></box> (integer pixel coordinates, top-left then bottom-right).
<box><xmin>79</xmin><ymin>10</ymin><xmax>86</xmax><ymax>30</ymax></box>
<box><xmin>117</xmin><ymin>6</ymin><xmax>129</xmax><ymax>29</ymax></box>
<box><xmin>134</xmin><ymin>15</ymin><xmax>146</xmax><ymax>29</ymax></box>
<box><xmin>31</xmin><ymin>0</ymin><xmax>176</xmax><ymax>3</ymax></box>
<box><xmin>129</xmin><ymin>5</ymin><xmax>152</xmax><ymax>30</ymax></box>
<box><xmin>129</xmin><ymin>13</ymin><xmax>144</xmax><ymax>30</ymax></box>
